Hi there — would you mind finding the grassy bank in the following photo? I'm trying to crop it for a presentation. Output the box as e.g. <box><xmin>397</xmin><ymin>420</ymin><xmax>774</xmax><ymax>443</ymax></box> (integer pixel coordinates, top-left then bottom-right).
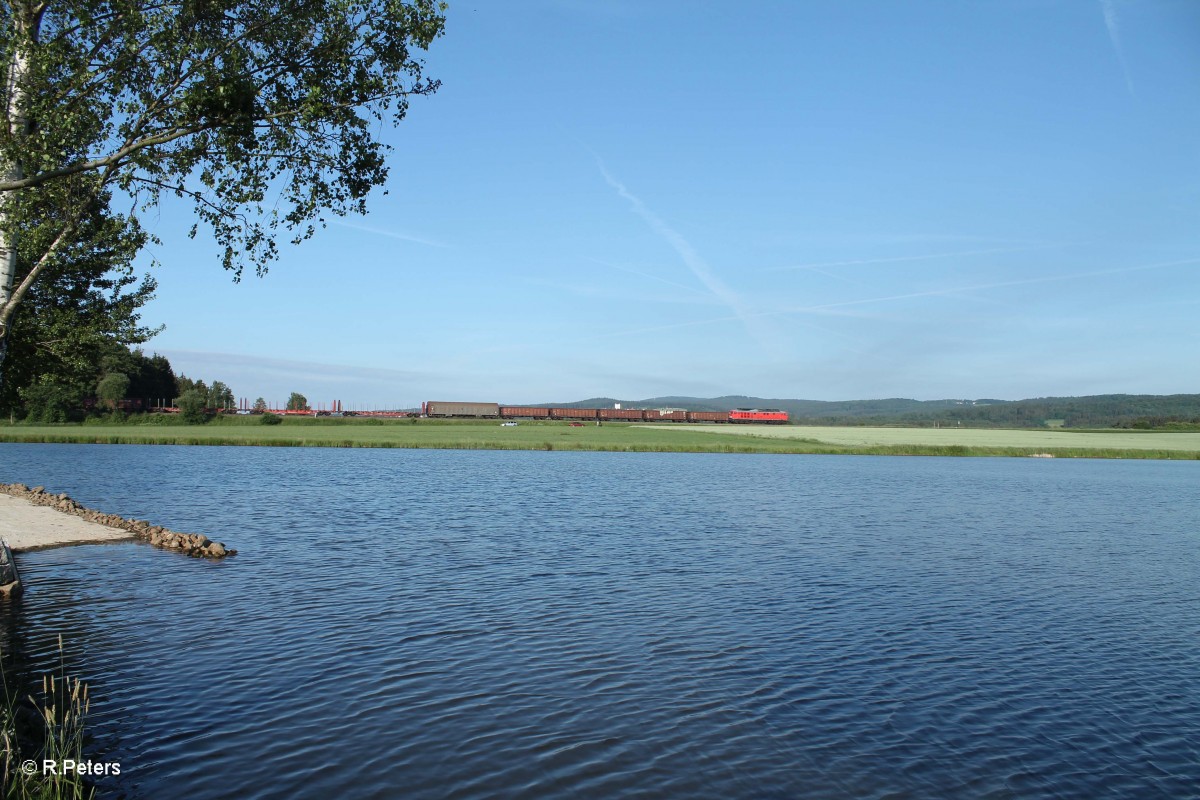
<box><xmin>1</xmin><ymin>418</ymin><xmax>1198</xmax><ymax>458</ymax></box>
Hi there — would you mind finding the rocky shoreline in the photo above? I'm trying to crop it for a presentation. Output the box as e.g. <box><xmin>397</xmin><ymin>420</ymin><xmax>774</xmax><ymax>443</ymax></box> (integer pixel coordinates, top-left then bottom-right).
<box><xmin>0</xmin><ymin>483</ymin><xmax>237</xmax><ymax>559</ymax></box>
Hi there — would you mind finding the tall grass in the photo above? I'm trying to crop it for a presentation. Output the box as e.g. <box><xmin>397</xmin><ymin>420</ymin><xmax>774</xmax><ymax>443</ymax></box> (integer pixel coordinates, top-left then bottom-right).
<box><xmin>2</xmin><ymin>638</ymin><xmax>93</xmax><ymax>800</ymax></box>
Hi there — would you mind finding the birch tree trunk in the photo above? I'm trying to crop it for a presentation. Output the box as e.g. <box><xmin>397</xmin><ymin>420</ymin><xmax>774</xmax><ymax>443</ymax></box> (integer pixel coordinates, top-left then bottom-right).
<box><xmin>0</xmin><ymin>3</ymin><xmax>33</xmax><ymax>388</ymax></box>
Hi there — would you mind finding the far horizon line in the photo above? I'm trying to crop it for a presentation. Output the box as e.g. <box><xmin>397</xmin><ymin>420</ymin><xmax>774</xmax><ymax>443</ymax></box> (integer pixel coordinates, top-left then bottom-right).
<box><xmin>175</xmin><ymin>390</ymin><xmax>1199</xmax><ymax>412</ymax></box>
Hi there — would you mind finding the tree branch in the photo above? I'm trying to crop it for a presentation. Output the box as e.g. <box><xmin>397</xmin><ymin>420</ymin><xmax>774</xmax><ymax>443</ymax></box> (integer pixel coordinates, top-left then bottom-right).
<box><xmin>0</xmin><ymin>213</ymin><xmax>84</xmax><ymax>335</ymax></box>
<box><xmin>0</xmin><ymin>120</ymin><xmax>212</xmax><ymax>192</ymax></box>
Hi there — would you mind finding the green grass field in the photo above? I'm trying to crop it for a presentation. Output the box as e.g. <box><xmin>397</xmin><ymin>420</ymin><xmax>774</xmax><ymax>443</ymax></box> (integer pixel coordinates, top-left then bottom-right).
<box><xmin>654</xmin><ymin>424</ymin><xmax>1200</xmax><ymax>452</ymax></box>
<box><xmin>1</xmin><ymin>417</ymin><xmax>1198</xmax><ymax>458</ymax></box>
<box><xmin>0</xmin><ymin>418</ymin><xmax>806</xmax><ymax>453</ymax></box>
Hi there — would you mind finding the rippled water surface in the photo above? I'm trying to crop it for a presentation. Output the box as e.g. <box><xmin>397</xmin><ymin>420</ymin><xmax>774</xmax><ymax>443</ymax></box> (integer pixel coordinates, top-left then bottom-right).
<box><xmin>1</xmin><ymin>444</ymin><xmax>1198</xmax><ymax>799</ymax></box>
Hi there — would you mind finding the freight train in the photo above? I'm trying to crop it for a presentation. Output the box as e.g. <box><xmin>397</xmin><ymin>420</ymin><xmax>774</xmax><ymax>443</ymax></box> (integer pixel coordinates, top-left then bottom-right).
<box><xmin>422</xmin><ymin>401</ymin><xmax>789</xmax><ymax>424</ymax></box>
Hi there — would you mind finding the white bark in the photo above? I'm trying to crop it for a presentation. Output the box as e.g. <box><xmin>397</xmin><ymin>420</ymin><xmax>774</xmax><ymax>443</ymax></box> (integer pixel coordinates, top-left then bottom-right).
<box><xmin>0</xmin><ymin>11</ymin><xmax>29</xmax><ymax>335</ymax></box>
<box><xmin>0</xmin><ymin>7</ymin><xmax>31</xmax><ymax>365</ymax></box>
<box><xmin>0</xmin><ymin>54</ymin><xmax>25</xmax><ymax>318</ymax></box>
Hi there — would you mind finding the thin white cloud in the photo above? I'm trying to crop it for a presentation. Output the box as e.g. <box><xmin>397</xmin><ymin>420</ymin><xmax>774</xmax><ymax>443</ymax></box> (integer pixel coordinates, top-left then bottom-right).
<box><xmin>1101</xmin><ymin>0</ymin><xmax>1135</xmax><ymax>96</ymax></box>
<box><xmin>521</xmin><ymin>275</ymin><xmax>723</xmax><ymax>307</ymax></box>
<box><xmin>329</xmin><ymin>219</ymin><xmax>450</xmax><ymax>248</ymax></box>
<box><xmin>772</xmin><ymin>243</ymin><xmax>1070</xmax><ymax>273</ymax></box>
<box><xmin>593</xmin><ymin>256</ymin><xmax>1200</xmax><ymax>338</ymax></box>
<box><xmin>795</xmin><ymin>256</ymin><xmax>1199</xmax><ymax>314</ymax></box>
<box><xmin>590</xmin><ymin>258</ymin><xmax>714</xmax><ymax>296</ymax></box>
<box><xmin>154</xmin><ymin>349</ymin><xmax>436</xmax><ymax>408</ymax></box>
<box><xmin>157</xmin><ymin>349</ymin><xmax>430</xmax><ymax>380</ymax></box>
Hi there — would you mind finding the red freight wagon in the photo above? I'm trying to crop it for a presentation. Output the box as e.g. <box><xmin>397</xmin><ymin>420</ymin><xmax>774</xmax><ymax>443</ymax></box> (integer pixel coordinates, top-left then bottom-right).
<box><xmin>598</xmin><ymin>408</ymin><xmax>644</xmax><ymax>421</ymax></box>
<box><xmin>728</xmin><ymin>408</ymin><xmax>789</xmax><ymax>424</ymax></box>
<box><xmin>500</xmin><ymin>406</ymin><xmax>551</xmax><ymax>419</ymax></box>
<box><xmin>686</xmin><ymin>411</ymin><xmax>728</xmax><ymax>423</ymax></box>
<box><xmin>644</xmin><ymin>410</ymin><xmax>687</xmax><ymax>422</ymax></box>
<box><xmin>550</xmin><ymin>407</ymin><xmax>597</xmax><ymax>419</ymax></box>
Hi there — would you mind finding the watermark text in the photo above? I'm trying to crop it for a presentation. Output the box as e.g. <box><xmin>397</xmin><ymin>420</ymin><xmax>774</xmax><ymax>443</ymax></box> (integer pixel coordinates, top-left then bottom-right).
<box><xmin>20</xmin><ymin>759</ymin><xmax>121</xmax><ymax>777</ymax></box>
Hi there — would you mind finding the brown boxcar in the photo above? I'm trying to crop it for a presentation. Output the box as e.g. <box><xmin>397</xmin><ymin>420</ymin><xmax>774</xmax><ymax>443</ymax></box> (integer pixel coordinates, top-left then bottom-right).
<box><xmin>425</xmin><ymin>401</ymin><xmax>500</xmax><ymax>418</ymax></box>
<box><xmin>551</xmin><ymin>407</ymin><xmax>598</xmax><ymax>419</ymax></box>
<box><xmin>500</xmin><ymin>406</ymin><xmax>551</xmax><ymax>419</ymax></box>
<box><xmin>686</xmin><ymin>410</ymin><xmax>728</xmax><ymax>423</ymax></box>
<box><xmin>598</xmin><ymin>408</ymin><xmax>644</xmax><ymax>421</ymax></box>
<box><xmin>644</xmin><ymin>410</ymin><xmax>687</xmax><ymax>422</ymax></box>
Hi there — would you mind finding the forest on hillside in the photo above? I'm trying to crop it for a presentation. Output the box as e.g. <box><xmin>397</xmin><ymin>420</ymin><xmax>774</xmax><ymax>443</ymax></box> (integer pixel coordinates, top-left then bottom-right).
<box><xmin>552</xmin><ymin>394</ymin><xmax>1200</xmax><ymax>429</ymax></box>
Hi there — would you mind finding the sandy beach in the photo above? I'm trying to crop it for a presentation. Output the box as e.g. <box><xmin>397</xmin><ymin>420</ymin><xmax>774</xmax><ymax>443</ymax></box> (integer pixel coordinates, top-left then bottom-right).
<box><xmin>0</xmin><ymin>493</ymin><xmax>136</xmax><ymax>552</ymax></box>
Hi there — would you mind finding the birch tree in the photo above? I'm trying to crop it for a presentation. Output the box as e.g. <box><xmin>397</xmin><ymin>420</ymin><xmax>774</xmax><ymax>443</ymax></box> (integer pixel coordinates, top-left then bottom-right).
<box><xmin>0</xmin><ymin>0</ymin><xmax>446</xmax><ymax>387</ymax></box>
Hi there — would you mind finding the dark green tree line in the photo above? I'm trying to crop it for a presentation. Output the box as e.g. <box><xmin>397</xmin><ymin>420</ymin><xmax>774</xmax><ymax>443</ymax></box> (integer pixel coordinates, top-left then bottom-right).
<box><xmin>0</xmin><ymin>183</ymin><xmax>163</xmax><ymax>418</ymax></box>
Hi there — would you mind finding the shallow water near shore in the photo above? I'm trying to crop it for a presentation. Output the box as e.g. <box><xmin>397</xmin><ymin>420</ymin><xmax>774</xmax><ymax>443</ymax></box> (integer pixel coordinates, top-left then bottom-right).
<box><xmin>1</xmin><ymin>443</ymin><xmax>1198</xmax><ymax>799</ymax></box>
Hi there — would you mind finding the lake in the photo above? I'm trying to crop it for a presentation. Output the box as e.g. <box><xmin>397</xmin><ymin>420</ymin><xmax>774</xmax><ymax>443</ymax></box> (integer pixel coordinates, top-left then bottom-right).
<box><xmin>1</xmin><ymin>444</ymin><xmax>1197</xmax><ymax>798</ymax></box>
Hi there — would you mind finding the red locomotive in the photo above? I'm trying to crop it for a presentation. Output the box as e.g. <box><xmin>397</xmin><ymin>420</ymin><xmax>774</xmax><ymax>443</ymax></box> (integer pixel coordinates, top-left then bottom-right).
<box><xmin>728</xmin><ymin>408</ymin><xmax>789</xmax><ymax>424</ymax></box>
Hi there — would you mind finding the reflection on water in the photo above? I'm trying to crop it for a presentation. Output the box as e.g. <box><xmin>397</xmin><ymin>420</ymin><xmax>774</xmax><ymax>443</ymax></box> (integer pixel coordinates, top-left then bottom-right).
<box><xmin>1</xmin><ymin>444</ymin><xmax>1198</xmax><ymax>799</ymax></box>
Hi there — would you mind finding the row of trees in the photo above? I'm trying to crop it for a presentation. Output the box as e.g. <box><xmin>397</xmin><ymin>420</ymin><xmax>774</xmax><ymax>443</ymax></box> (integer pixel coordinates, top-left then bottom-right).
<box><xmin>173</xmin><ymin>388</ymin><xmax>312</xmax><ymax>423</ymax></box>
<box><xmin>172</xmin><ymin>374</ymin><xmax>237</xmax><ymax>423</ymax></box>
<box><xmin>5</xmin><ymin>340</ymin><xmax>320</xmax><ymax>424</ymax></box>
<box><xmin>3</xmin><ymin>332</ymin><xmax>243</xmax><ymax>422</ymax></box>
<box><xmin>13</xmin><ymin>344</ymin><xmax>176</xmax><ymax>421</ymax></box>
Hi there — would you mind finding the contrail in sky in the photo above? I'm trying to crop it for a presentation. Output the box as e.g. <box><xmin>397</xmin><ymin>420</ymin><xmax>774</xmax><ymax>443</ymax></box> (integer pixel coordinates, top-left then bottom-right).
<box><xmin>596</xmin><ymin>160</ymin><xmax>774</xmax><ymax>348</ymax></box>
<box><xmin>1101</xmin><ymin>0</ymin><xmax>1135</xmax><ymax>96</ymax></box>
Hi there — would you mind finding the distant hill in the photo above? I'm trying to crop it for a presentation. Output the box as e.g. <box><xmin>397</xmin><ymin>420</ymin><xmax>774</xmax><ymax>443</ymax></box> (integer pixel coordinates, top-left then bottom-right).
<box><xmin>536</xmin><ymin>393</ymin><xmax>1200</xmax><ymax>429</ymax></box>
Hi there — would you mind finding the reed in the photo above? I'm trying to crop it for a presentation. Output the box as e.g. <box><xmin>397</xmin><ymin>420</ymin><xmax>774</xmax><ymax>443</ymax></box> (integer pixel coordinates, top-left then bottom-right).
<box><xmin>1</xmin><ymin>637</ymin><xmax>93</xmax><ymax>800</ymax></box>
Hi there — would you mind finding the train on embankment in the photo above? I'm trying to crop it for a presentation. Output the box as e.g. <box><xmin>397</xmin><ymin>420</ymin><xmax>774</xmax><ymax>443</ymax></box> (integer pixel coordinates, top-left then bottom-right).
<box><xmin>423</xmin><ymin>401</ymin><xmax>789</xmax><ymax>424</ymax></box>
<box><xmin>140</xmin><ymin>399</ymin><xmax>789</xmax><ymax>423</ymax></box>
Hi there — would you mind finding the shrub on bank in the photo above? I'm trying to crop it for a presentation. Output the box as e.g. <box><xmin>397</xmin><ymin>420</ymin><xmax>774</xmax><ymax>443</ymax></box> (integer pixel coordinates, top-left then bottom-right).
<box><xmin>260</xmin><ymin>413</ymin><xmax>282</xmax><ymax>425</ymax></box>
<box><xmin>174</xmin><ymin>390</ymin><xmax>209</xmax><ymax>424</ymax></box>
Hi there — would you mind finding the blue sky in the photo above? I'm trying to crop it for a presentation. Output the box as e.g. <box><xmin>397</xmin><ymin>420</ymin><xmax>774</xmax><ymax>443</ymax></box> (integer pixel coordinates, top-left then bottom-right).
<box><xmin>142</xmin><ymin>0</ymin><xmax>1199</xmax><ymax>409</ymax></box>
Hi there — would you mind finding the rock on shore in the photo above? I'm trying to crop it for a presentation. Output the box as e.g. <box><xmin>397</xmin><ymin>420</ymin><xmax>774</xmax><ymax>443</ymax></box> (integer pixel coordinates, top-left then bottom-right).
<box><xmin>0</xmin><ymin>483</ymin><xmax>237</xmax><ymax>559</ymax></box>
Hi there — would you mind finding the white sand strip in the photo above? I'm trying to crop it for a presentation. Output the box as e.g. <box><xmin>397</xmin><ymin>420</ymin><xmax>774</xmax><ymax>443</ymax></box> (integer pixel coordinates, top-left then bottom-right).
<box><xmin>0</xmin><ymin>493</ymin><xmax>136</xmax><ymax>552</ymax></box>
